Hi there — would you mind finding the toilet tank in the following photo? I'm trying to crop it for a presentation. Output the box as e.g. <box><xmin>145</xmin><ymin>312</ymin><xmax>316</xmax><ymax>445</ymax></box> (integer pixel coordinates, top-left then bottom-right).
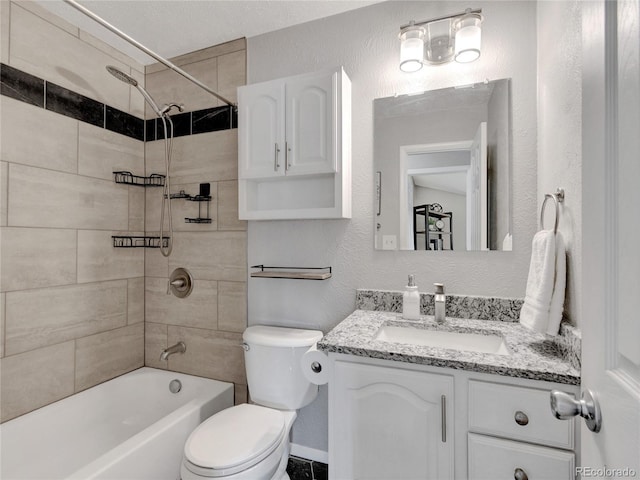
<box><xmin>243</xmin><ymin>325</ymin><xmax>323</xmax><ymax>410</ymax></box>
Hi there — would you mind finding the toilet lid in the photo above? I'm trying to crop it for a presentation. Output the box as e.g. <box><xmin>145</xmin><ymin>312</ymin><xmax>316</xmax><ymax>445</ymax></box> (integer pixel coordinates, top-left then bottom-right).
<box><xmin>185</xmin><ymin>403</ymin><xmax>285</xmax><ymax>472</ymax></box>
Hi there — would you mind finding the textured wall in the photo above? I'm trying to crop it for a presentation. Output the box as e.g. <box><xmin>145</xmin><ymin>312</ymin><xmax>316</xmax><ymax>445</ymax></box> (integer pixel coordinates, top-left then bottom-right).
<box><xmin>0</xmin><ymin>1</ymin><xmax>145</xmax><ymax>422</ymax></box>
<box><xmin>537</xmin><ymin>0</ymin><xmax>583</xmax><ymax>326</ymax></box>
<box><xmin>247</xmin><ymin>0</ymin><xmax>538</xmax><ymax>452</ymax></box>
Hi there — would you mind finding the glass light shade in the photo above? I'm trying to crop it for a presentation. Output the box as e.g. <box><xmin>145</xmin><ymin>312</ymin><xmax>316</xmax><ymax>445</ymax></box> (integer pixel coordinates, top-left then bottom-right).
<box><xmin>399</xmin><ymin>25</ymin><xmax>425</xmax><ymax>72</ymax></box>
<box><xmin>454</xmin><ymin>14</ymin><xmax>482</xmax><ymax>63</ymax></box>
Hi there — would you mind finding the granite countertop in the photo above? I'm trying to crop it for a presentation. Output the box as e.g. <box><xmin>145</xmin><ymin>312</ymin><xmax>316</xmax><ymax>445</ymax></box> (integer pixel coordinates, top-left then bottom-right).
<box><xmin>317</xmin><ymin>310</ymin><xmax>581</xmax><ymax>386</ymax></box>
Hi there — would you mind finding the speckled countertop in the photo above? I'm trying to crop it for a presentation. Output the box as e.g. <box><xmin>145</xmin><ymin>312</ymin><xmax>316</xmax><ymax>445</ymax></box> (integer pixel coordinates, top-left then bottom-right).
<box><xmin>317</xmin><ymin>310</ymin><xmax>581</xmax><ymax>386</ymax></box>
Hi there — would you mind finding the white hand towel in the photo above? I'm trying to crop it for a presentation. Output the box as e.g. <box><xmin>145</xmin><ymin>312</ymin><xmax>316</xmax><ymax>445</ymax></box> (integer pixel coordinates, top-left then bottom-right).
<box><xmin>519</xmin><ymin>230</ymin><xmax>566</xmax><ymax>335</ymax></box>
<box><xmin>547</xmin><ymin>232</ymin><xmax>566</xmax><ymax>335</ymax></box>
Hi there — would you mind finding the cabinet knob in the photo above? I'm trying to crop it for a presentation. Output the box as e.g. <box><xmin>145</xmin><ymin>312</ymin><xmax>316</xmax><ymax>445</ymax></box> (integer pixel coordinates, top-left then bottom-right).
<box><xmin>514</xmin><ymin>410</ymin><xmax>529</xmax><ymax>426</ymax></box>
<box><xmin>514</xmin><ymin>467</ymin><xmax>528</xmax><ymax>480</ymax></box>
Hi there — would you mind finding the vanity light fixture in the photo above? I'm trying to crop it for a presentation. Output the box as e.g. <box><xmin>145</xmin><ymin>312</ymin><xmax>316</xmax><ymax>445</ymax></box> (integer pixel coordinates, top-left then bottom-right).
<box><xmin>399</xmin><ymin>8</ymin><xmax>483</xmax><ymax>72</ymax></box>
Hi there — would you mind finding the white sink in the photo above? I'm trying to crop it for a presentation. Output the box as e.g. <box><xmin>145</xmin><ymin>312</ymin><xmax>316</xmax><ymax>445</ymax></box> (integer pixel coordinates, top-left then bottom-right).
<box><xmin>374</xmin><ymin>325</ymin><xmax>510</xmax><ymax>355</ymax></box>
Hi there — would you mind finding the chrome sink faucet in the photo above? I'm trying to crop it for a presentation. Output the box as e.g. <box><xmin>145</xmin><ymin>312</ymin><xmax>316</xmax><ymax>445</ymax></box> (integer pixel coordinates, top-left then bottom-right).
<box><xmin>160</xmin><ymin>341</ymin><xmax>186</xmax><ymax>361</ymax></box>
<box><xmin>434</xmin><ymin>283</ymin><xmax>446</xmax><ymax>323</ymax></box>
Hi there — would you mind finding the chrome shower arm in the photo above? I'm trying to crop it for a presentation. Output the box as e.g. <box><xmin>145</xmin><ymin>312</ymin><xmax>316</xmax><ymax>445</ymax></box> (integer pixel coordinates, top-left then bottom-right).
<box><xmin>63</xmin><ymin>0</ymin><xmax>236</xmax><ymax>108</ymax></box>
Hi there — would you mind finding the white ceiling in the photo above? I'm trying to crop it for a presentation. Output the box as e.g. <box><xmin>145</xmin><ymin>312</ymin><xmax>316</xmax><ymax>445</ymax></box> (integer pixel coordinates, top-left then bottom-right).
<box><xmin>36</xmin><ymin>0</ymin><xmax>381</xmax><ymax>66</ymax></box>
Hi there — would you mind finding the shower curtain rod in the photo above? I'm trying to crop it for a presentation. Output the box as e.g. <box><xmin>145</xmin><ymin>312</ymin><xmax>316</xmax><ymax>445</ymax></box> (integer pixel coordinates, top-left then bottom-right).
<box><xmin>63</xmin><ymin>0</ymin><xmax>236</xmax><ymax>108</ymax></box>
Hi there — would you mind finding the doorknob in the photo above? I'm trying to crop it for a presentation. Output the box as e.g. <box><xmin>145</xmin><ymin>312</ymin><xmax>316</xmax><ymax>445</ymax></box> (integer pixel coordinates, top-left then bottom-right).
<box><xmin>550</xmin><ymin>389</ymin><xmax>602</xmax><ymax>433</ymax></box>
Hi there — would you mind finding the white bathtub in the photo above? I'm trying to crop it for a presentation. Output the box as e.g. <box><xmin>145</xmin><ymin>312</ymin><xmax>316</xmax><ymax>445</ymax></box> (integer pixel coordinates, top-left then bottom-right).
<box><xmin>0</xmin><ymin>367</ymin><xmax>234</xmax><ymax>480</ymax></box>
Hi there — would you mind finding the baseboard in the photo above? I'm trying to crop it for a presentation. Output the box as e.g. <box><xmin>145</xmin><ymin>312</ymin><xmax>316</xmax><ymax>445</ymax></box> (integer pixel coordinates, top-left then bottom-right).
<box><xmin>290</xmin><ymin>443</ymin><xmax>329</xmax><ymax>464</ymax></box>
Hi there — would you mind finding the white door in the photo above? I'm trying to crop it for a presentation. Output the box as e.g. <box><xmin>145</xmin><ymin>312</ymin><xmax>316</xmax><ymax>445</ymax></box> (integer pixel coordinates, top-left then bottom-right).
<box><xmin>330</xmin><ymin>361</ymin><xmax>454</xmax><ymax>480</ymax></box>
<box><xmin>581</xmin><ymin>0</ymin><xmax>640</xmax><ymax>474</ymax></box>
<box><xmin>285</xmin><ymin>72</ymin><xmax>336</xmax><ymax>176</ymax></box>
<box><xmin>237</xmin><ymin>79</ymin><xmax>285</xmax><ymax>178</ymax></box>
<box><xmin>466</xmin><ymin>122</ymin><xmax>488</xmax><ymax>251</ymax></box>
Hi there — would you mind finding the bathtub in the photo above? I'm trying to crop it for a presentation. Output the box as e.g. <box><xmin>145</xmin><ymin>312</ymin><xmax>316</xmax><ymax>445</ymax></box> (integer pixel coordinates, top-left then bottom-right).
<box><xmin>0</xmin><ymin>367</ymin><xmax>233</xmax><ymax>480</ymax></box>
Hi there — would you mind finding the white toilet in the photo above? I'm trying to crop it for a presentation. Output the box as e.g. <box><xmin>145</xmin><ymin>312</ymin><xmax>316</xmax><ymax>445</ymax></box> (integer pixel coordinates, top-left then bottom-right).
<box><xmin>180</xmin><ymin>325</ymin><xmax>323</xmax><ymax>480</ymax></box>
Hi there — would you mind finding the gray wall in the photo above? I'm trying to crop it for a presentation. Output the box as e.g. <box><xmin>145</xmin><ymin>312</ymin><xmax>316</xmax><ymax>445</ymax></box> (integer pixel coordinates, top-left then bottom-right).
<box><xmin>246</xmin><ymin>0</ymin><xmax>538</xmax><ymax>452</ymax></box>
<box><xmin>537</xmin><ymin>0</ymin><xmax>582</xmax><ymax>326</ymax></box>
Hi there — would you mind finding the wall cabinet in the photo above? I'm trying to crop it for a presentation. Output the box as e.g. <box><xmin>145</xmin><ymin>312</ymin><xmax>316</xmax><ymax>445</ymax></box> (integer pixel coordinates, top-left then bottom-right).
<box><xmin>237</xmin><ymin>67</ymin><xmax>351</xmax><ymax>219</ymax></box>
<box><xmin>328</xmin><ymin>354</ymin><xmax>579</xmax><ymax>480</ymax></box>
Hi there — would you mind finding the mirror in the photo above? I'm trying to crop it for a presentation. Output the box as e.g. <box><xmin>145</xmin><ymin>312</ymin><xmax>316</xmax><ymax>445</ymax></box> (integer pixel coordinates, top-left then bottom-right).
<box><xmin>374</xmin><ymin>79</ymin><xmax>512</xmax><ymax>251</ymax></box>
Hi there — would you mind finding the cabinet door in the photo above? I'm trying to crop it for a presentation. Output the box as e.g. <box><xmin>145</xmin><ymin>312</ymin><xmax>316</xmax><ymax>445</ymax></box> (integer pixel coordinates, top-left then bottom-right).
<box><xmin>285</xmin><ymin>72</ymin><xmax>337</xmax><ymax>176</ymax></box>
<box><xmin>330</xmin><ymin>361</ymin><xmax>454</xmax><ymax>480</ymax></box>
<box><xmin>238</xmin><ymin>80</ymin><xmax>285</xmax><ymax>178</ymax></box>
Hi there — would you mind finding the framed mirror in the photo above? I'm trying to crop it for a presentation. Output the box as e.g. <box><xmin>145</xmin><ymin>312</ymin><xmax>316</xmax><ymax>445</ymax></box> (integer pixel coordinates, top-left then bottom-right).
<box><xmin>374</xmin><ymin>78</ymin><xmax>512</xmax><ymax>252</ymax></box>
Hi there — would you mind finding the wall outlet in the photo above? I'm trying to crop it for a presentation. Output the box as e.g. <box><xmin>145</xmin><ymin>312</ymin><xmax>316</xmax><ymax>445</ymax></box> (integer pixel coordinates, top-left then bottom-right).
<box><xmin>382</xmin><ymin>235</ymin><xmax>397</xmax><ymax>250</ymax></box>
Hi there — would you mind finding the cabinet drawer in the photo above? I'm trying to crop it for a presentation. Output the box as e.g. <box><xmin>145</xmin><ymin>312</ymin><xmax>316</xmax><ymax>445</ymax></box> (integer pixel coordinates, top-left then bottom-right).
<box><xmin>468</xmin><ymin>433</ymin><xmax>574</xmax><ymax>480</ymax></box>
<box><xmin>468</xmin><ymin>380</ymin><xmax>574</xmax><ymax>449</ymax></box>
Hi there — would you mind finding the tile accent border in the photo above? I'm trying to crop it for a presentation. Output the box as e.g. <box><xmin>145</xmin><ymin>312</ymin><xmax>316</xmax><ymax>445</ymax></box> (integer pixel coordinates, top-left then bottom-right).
<box><xmin>1</xmin><ymin>63</ymin><xmax>236</xmax><ymax>142</ymax></box>
<box><xmin>355</xmin><ymin>288</ymin><xmax>581</xmax><ymax>370</ymax></box>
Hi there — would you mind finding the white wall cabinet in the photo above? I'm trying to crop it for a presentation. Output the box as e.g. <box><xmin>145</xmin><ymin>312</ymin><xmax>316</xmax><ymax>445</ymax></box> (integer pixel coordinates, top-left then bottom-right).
<box><xmin>238</xmin><ymin>67</ymin><xmax>351</xmax><ymax>219</ymax></box>
<box><xmin>328</xmin><ymin>354</ymin><xmax>579</xmax><ymax>480</ymax></box>
<box><xmin>330</xmin><ymin>360</ymin><xmax>454</xmax><ymax>480</ymax></box>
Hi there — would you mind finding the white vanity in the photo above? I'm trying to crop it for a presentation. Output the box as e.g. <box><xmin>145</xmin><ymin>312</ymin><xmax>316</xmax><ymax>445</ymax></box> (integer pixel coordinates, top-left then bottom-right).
<box><xmin>320</xmin><ymin>306</ymin><xmax>580</xmax><ymax>480</ymax></box>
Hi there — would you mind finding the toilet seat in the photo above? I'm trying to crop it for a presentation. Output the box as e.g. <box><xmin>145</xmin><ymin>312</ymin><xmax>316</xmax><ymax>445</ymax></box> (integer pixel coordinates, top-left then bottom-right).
<box><xmin>183</xmin><ymin>403</ymin><xmax>286</xmax><ymax>477</ymax></box>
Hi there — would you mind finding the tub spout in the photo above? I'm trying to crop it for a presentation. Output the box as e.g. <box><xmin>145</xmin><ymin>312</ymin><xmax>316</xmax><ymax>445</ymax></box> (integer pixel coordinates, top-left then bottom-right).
<box><xmin>160</xmin><ymin>342</ymin><xmax>186</xmax><ymax>361</ymax></box>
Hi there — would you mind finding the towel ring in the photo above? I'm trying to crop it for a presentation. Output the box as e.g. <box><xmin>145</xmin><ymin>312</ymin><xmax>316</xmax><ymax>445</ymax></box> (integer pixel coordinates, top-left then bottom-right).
<box><xmin>539</xmin><ymin>188</ymin><xmax>565</xmax><ymax>234</ymax></box>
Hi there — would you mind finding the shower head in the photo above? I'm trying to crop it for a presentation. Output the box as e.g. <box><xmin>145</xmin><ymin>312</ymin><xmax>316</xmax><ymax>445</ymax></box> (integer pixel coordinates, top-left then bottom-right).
<box><xmin>106</xmin><ymin>65</ymin><xmax>138</xmax><ymax>86</ymax></box>
<box><xmin>105</xmin><ymin>65</ymin><xmax>164</xmax><ymax>117</ymax></box>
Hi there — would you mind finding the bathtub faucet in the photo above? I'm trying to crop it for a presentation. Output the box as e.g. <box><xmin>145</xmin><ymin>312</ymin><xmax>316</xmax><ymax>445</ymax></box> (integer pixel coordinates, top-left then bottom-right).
<box><xmin>160</xmin><ymin>342</ymin><xmax>186</xmax><ymax>361</ymax></box>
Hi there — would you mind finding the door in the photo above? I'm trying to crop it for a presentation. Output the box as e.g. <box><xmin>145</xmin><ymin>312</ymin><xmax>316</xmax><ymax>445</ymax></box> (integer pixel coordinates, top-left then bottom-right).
<box><xmin>581</xmin><ymin>0</ymin><xmax>640</xmax><ymax>474</ymax></box>
<box><xmin>238</xmin><ymin>79</ymin><xmax>285</xmax><ymax>178</ymax></box>
<box><xmin>466</xmin><ymin>122</ymin><xmax>488</xmax><ymax>251</ymax></box>
<box><xmin>285</xmin><ymin>71</ymin><xmax>337</xmax><ymax>176</ymax></box>
<box><xmin>330</xmin><ymin>361</ymin><xmax>454</xmax><ymax>480</ymax></box>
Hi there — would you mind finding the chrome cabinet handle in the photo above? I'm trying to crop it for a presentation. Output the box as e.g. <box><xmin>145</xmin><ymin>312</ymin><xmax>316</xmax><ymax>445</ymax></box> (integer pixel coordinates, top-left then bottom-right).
<box><xmin>550</xmin><ymin>389</ymin><xmax>602</xmax><ymax>433</ymax></box>
<box><xmin>274</xmin><ymin>143</ymin><xmax>281</xmax><ymax>171</ymax></box>
<box><xmin>441</xmin><ymin>395</ymin><xmax>447</xmax><ymax>443</ymax></box>
<box><xmin>514</xmin><ymin>467</ymin><xmax>528</xmax><ymax>480</ymax></box>
<box><xmin>514</xmin><ymin>411</ymin><xmax>529</xmax><ymax>426</ymax></box>
<box><xmin>285</xmin><ymin>142</ymin><xmax>291</xmax><ymax>171</ymax></box>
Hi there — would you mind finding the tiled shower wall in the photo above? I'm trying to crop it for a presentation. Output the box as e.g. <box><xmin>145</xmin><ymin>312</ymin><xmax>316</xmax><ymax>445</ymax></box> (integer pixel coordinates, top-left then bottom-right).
<box><xmin>142</xmin><ymin>40</ymin><xmax>248</xmax><ymax>403</ymax></box>
<box><xmin>0</xmin><ymin>1</ymin><xmax>146</xmax><ymax>422</ymax></box>
<box><xmin>1</xmin><ymin>1</ymin><xmax>248</xmax><ymax>421</ymax></box>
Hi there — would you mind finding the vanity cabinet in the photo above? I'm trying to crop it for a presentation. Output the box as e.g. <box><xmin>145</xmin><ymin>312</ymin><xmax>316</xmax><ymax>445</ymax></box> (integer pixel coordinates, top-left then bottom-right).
<box><xmin>328</xmin><ymin>354</ymin><xmax>579</xmax><ymax>480</ymax></box>
<box><xmin>237</xmin><ymin>67</ymin><xmax>351</xmax><ymax>219</ymax></box>
<box><xmin>330</xmin><ymin>360</ymin><xmax>454</xmax><ymax>480</ymax></box>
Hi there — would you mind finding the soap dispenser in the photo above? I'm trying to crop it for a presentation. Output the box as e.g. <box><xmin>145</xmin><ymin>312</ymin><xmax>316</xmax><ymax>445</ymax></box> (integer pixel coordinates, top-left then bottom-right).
<box><xmin>402</xmin><ymin>275</ymin><xmax>421</xmax><ymax>320</ymax></box>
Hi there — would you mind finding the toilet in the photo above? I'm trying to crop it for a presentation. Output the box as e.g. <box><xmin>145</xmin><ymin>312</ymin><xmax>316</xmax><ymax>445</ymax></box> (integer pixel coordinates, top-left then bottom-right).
<box><xmin>180</xmin><ymin>325</ymin><xmax>323</xmax><ymax>480</ymax></box>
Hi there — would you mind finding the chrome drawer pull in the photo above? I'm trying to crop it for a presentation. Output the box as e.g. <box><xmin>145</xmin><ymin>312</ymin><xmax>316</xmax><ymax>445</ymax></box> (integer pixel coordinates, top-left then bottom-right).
<box><xmin>514</xmin><ymin>467</ymin><xmax>528</xmax><ymax>480</ymax></box>
<box><xmin>514</xmin><ymin>410</ymin><xmax>529</xmax><ymax>426</ymax></box>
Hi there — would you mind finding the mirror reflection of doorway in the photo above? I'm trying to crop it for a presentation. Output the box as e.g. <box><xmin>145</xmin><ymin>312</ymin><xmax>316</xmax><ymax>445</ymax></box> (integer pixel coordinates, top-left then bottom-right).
<box><xmin>400</xmin><ymin>122</ymin><xmax>488</xmax><ymax>251</ymax></box>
